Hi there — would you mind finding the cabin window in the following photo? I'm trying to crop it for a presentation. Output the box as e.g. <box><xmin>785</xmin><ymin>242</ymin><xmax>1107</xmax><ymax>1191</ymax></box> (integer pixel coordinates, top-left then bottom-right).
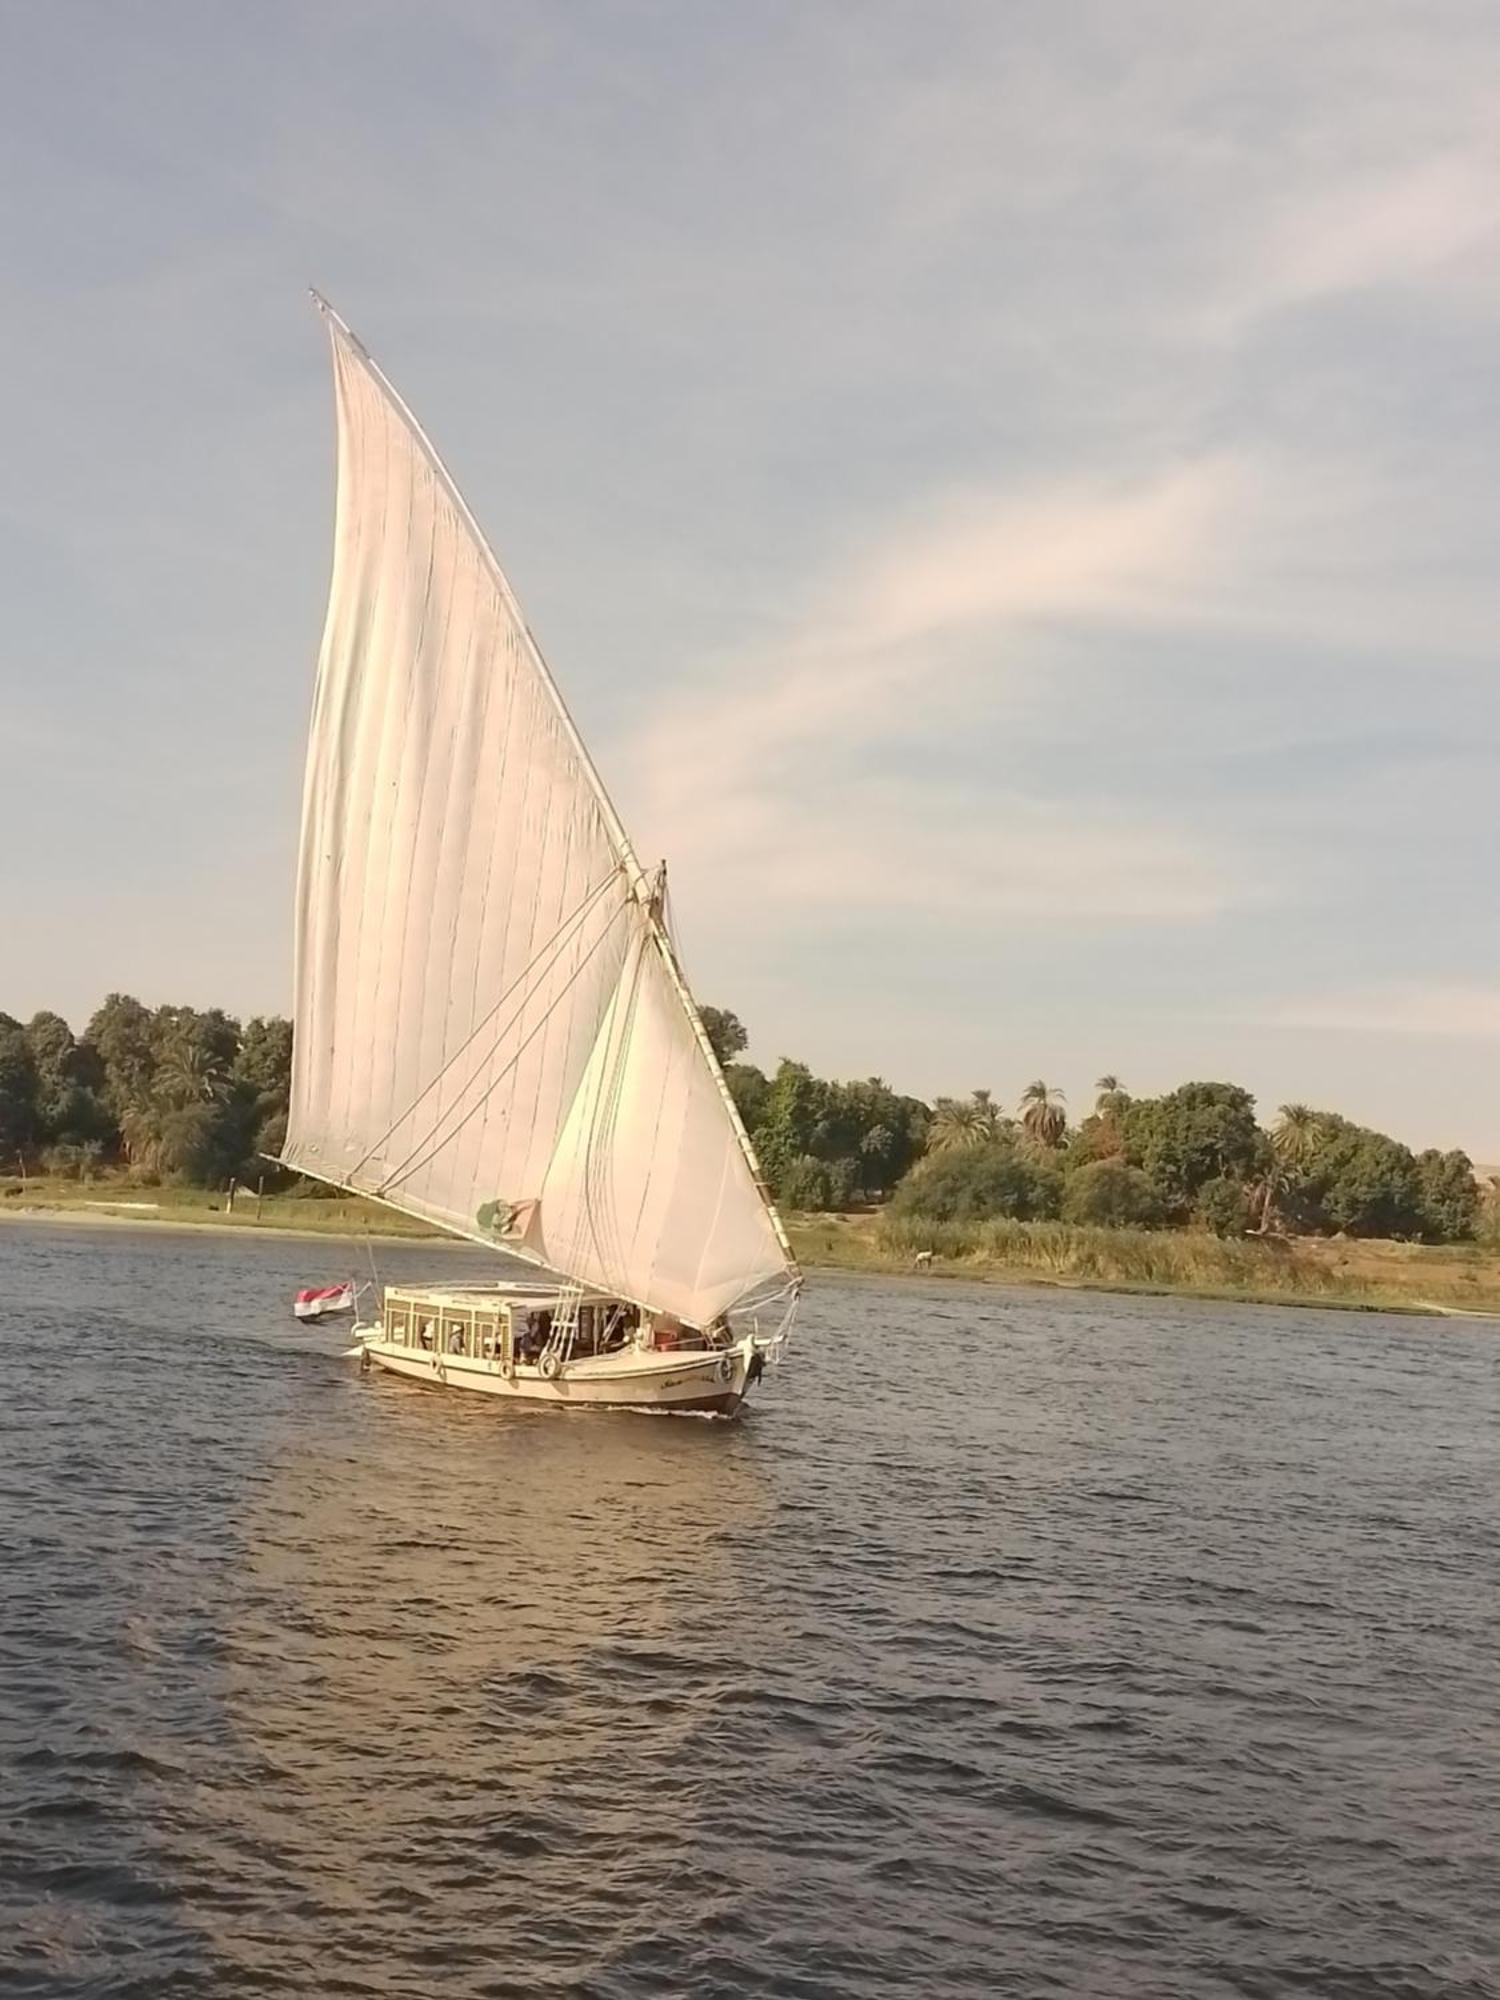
<box><xmin>446</xmin><ymin>1318</ymin><xmax>469</xmax><ymax>1357</ymax></box>
<box><xmin>418</xmin><ymin>1317</ymin><xmax>435</xmax><ymax>1351</ymax></box>
<box><xmin>477</xmin><ymin>1318</ymin><xmax>498</xmax><ymax>1360</ymax></box>
<box><xmin>387</xmin><ymin>1309</ymin><xmax>409</xmax><ymax>1345</ymax></box>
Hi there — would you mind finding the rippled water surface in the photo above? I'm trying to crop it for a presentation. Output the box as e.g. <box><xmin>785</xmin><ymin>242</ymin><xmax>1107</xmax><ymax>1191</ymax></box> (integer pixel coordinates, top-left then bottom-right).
<box><xmin>3</xmin><ymin>1219</ymin><xmax>1500</xmax><ymax>1998</ymax></box>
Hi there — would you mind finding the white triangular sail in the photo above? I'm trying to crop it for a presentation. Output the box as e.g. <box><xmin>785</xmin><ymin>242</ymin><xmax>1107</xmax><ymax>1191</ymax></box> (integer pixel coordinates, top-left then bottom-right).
<box><xmin>283</xmin><ymin>300</ymin><xmax>795</xmax><ymax>1326</ymax></box>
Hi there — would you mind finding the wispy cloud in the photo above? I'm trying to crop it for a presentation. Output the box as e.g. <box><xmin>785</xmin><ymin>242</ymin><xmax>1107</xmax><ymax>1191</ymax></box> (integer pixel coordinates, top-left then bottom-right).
<box><xmin>631</xmin><ymin>457</ymin><xmax>1255</xmax><ymax>920</ymax></box>
<box><xmin>1224</xmin><ymin>153</ymin><xmax>1500</xmax><ymax>330</ymax></box>
<box><xmin>1251</xmin><ymin>984</ymin><xmax>1500</xmax><ymax>1038</ymax></box>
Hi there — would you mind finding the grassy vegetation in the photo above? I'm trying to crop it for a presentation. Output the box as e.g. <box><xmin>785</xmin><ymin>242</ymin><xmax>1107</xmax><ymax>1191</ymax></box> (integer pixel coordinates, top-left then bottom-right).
<box><xmin>787</xmin><ymin>1210</ymin><xmax>1500</xmax><ymax>1315</ymax></box>
<box><xmin>9</xmin><ymin>1174</ymin><xmax>1500</xmax><ymax>1316</ymax></box>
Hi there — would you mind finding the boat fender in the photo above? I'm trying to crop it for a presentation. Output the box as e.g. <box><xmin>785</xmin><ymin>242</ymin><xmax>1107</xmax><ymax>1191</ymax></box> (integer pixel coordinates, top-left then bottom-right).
<box><xmin>717</xmin><ymin>1354</ymin><xmax>734</xmax><ymax>1383</ymax></box>
<box><xmin>539</xmin><ymin>1348</ymin><xmax>562</xmax><ymax>1380</ymax></box>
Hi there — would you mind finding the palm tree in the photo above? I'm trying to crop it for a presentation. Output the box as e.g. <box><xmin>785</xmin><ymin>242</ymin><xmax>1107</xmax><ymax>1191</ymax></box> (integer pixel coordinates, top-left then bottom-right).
<box><xmin>155</xmin><ymin>1035</ymin><xmax>230</xmax><ymax>1110</ymax></box>
<box><xmin>1094</xmin><ymin>1074</ymin><xmax>1130</xmax><ymax>1119</ymax></box>
<box><xmin>1019</xmin><ymin>1080</ymin><xmax>1067</xmax><ymax>1149</ymax></box>
<box><xmin>119</xmin><ymin>1101</ymin><xmax>166</xmax><ymax>1174</ymax></box>
<box><xmin>1250</xmin><ymin>1157</ymin><xmax>1289</xmax><ymax>1234</ymax></box>
<box><xmin>1271</xmin><ymin>1103</ymin><xmax>1325</xmax><ymax>1170</ymax></box>
<box><xmin>927</xmin><ymin>1088</ymin><xmax>1003</xmax><ymax>1153</ymax></box>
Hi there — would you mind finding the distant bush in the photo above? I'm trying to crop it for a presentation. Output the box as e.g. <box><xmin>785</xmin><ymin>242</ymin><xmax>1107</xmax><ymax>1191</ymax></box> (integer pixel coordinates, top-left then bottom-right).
<box><xmin>1193</xmin><ymin>1176</ymin><xmax>1252</xmax><ymax>1238</ymax></box>
<box><xmin>40</xmin><ymin>1141</ymin><xmax>105</xmax><ymax>1182</ymax></box>
<box><xmin>1062</xmin><ymin>1159</ymin><xmax>1161</xmax><ymax>1229</ymax></box>
<box><xmin>778</xmin><ymin>1153</ymin><xmax>835</xmax><ymax>1210</ymax></box>
<box><xmin>889</xmin><ymin>1142</ymin><xmax>1061</xmax><ymax>1224</ymax></box>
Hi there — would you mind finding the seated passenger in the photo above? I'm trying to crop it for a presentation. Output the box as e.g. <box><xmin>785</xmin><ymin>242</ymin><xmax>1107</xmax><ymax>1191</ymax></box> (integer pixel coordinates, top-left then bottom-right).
<box><xmin>519</xmin><ymin>1311</ymin><xmax>550</xmax><ymax>1364</ymax></box>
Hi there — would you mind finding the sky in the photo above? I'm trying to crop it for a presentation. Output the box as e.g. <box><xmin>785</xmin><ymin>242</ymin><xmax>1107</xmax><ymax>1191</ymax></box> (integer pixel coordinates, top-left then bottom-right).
<box><xmin>3</xmin><ymin>0</ymin><xmax>1500</xmax><ymax>1152</ymax></box>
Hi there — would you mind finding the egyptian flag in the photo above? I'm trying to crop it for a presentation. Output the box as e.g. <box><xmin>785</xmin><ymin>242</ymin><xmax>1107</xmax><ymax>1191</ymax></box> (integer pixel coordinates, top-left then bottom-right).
<box><xmin>293</xmin><ymin>1282</ymin><xmax>356</xmax><ymax>1322</ymax></box>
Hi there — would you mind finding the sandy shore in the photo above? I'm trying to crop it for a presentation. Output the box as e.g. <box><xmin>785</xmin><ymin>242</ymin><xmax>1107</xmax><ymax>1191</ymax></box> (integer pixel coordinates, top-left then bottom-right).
<box><xmin>0</xmin><ymin>1199</ymin><xmax>460</xmax><ymax>1250</ymax></box>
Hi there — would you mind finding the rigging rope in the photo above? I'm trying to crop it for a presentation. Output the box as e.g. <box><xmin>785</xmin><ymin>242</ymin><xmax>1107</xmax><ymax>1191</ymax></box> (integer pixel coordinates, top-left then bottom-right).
<box><xmin>346</xmin><ymin>865</ymin><xmax>625</xmax><ymax>1183</ymax></box>
<box><xmin>379</xmin><ymin>898</ymin><xmax>632</xmax><ymax>1195</ymax></box>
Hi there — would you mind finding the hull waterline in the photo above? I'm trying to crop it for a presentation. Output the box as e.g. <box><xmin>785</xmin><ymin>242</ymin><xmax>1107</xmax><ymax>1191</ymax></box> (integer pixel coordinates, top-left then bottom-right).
<box><xmin>353</xmin><ymin>1328</ymin><xmax>757</xmax><ymax>1416</ymax></box>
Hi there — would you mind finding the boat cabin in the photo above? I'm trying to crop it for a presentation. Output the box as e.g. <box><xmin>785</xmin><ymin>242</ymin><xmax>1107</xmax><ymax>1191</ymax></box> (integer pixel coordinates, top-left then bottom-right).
<box><xmin>377</xmin><ymin>1283</ymin><xmax>727</xmax><ymax>1368</ymax></box>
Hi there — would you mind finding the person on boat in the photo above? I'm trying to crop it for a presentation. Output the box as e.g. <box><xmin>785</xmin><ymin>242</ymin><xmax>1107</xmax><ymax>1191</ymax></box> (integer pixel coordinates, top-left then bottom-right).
<box><xmin>518</xmin><ymin>1310</ymin><xmax>552</xmax><ymax>1364</ymax></box>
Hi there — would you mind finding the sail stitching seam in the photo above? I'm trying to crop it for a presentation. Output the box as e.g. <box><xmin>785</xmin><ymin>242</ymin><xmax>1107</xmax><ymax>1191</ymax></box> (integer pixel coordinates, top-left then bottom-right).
<box><xmin>379</xmin><ymin>897</ymin><xmax>630</xmax><ymax>1196</ymax></box>
<box><xmin>347</xmin><ymin>865</ymin><xmax>624</xmax><ymax>1182</ymax></box>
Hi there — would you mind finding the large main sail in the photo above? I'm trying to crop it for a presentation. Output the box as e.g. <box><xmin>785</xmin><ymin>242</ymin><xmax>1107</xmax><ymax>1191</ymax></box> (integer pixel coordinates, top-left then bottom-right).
<box><xmin>283</xmin><ymin>300</ymin><xmax>795</xmax><ymax>1326</ymax></box>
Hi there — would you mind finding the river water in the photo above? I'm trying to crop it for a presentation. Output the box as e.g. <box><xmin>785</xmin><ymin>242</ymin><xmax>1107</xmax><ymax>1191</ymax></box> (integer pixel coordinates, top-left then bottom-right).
<box><xmin>2</xmin><ymin>1219</ymin><xmax>1498</xmax><ymax>1998</ymax></box>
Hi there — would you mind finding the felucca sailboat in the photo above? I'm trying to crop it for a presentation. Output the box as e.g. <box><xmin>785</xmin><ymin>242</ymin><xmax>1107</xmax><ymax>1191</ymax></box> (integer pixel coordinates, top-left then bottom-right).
<box><xmin>281</xmin><ymin>297</ymin><xmax>799</xmax><ymax>1414</ymax></box>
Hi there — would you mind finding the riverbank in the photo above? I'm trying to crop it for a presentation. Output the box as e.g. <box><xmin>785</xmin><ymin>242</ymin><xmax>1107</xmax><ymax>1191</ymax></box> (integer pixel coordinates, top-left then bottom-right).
<box><xmin>790</xmin><ymin>1211</ymin><xmax>1500</xmax><ymax>1316</ymax></box>
<box><xmin>0</xmin><ymin>1180</ymin><xmax>440</xmax><ymax>1244</ymax></box>
<box><xmin>6</xmin><ymin>1178</ymin><xmax>1500</xmax><ymax>1316</ymax></box>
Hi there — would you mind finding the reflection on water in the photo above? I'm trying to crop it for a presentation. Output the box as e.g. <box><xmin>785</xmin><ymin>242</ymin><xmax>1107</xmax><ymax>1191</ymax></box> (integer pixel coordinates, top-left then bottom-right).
<box><xmin>4</xmin><ymin>1220</ymin><xmax>1500</xmax><ymax>1998</ymax></box>
<box><xmin>209</xmin><ymin>1393</ymin><xmax>773</xmax><ymax>1995</ymax></box>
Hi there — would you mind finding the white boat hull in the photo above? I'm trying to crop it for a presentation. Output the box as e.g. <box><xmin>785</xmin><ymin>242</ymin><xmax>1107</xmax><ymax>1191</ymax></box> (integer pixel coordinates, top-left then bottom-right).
<box><xmin>354</xmin><ymin>1327</ymin><xmax>757</xmax><ymax>1416</ymax></box>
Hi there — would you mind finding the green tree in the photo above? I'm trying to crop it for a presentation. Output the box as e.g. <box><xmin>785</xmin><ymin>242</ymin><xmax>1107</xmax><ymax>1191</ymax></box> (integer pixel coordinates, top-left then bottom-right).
<box><xmin>890</xmin><ymin>1142</ymin><xmax>1062</xmax><ymax>1223</ymax></box>
<box><xmin>24</xmin><ymin>1011</ymin><xmax>77</xmax><ymax>1109</ymax></box>
<box><xmin>151</xmin><ymin>1006</ymin><xmax>238</xmax><ymax>1105</ymax></box>
<box><xmin>822</xmin><ymin>1077</ymin><xmax>927</xmax><ymax>1195</ymax></box>
<box><xmin>85</xmin><ymin>993</ymin><xmax>157</xmax><ymax>1126</ymax></box>
<box><xmin>236</xmin><ymin>1016</ymin><xmax>293</xmax><ymax>1098</ymax></box>
<box><xmin>0</xmin><ymin>1015</ymin><xmax>39</xmax><ymax>1159</ymax></box>
<box><xmin>1123</xmin><ymin>1081</ymin><xmax>1263</xmax><ymax>1219</ymax></box>
<box><xmin>928</xmin><ymin>1088</ymin><xmax>1003</xmax><ymax>1152</ymax></box>
<box><xmin>752</xmin><ymin>1061</ymin><xmax>829</xmax><ymax>1193</ymax></box>
<box><xmin>1301</xmin><ymin>1122</ymin><xmax>1421</xmax><ymax>1238</ymax></box>
<box><xmin>155</xmin><ymin>1036</ymin><xmax>231</xmax><ymax>1108</ymax></box>
<box><xmin>1018</xmin><ymin>1080</ymin><xmax>1067</xmax><ymax>1149</ymax></box>
<box><xmin>1094</xmin><ymin>1074</ymin><xmax>1131</xmax><ymax>1119</ymax></box>
<box><xmin>233</xmin><ymin>1015</ymin><xmax>295</xmax><ymax>1173</ymax></box>
<box><xmin>1248</xmin><ymin>1156</ymin><xmax>1289</xmax><ymax>1234</ymax></box>
<box><xmin>23</xmin><ymin>1011</ymin><xmax>116</xmax><ymax>1151</ymax></box>
<box><xmin>1062</xmin><ymin>1158</ymin><xmax>1161</xmax><ymax>1227</ymax></box>
<box><xmin>1193</xmin><ymin>1176</ymin><xmax>1252</xmax><ymax>1237</ymax></box>
<box><xmin>698</xmin><ymin>1006</ymin><xmax>748</xmax><ymax>1067</ymax></box>
<box><xmin>155</xmin><ymin>1102</ymin><xmax>248</xmax><ymax>1183</ymax></box>
<box><xmin>776</xmin><ymin>1154</ymin><xmax>831</xmax><ymax>1209</ymax></box>
<box><xmin>1413</xmin><ymin>1148</ymin><xmax>1478</xmax><ymax>1243</ymax></box>
<box><xmin>1272</xmin><ymin>1103</ymin><xmax>1328</xmax><ymax>1170</ymax></box>
<box><xmin>725</xmin><ymin>1061</ymin><xmax>771</xmax><ymax>1133</ymax></box>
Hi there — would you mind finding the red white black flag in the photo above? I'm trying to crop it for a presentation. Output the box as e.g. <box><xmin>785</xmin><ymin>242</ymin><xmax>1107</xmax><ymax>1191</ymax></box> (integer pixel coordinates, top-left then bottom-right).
<box><xmin>293</xmin><ymin>1282</ymin><xmax>356</xmax><ymax>1322</ymax></box>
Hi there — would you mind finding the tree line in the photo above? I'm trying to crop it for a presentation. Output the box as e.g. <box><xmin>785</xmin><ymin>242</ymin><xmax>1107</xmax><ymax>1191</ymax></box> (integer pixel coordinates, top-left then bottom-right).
<box><xmin>0</xmin><ymin>996</ymin><xmax>1485</xmax><ymax>1244</ymax></box>
<box><xmin>0</xmin><ymin>997</ymin><xmax>291</xmax><ymax>1185</ymax></box>
<box><xmin>702</xmin><ymin>1011</ymin><xmax>1481</xmax><ymax>1243</ymax></box>
<box><xmin>886</xmin><ymin>1077</ymin><xmax>1482</xmax><ymax>1245</ymax></box>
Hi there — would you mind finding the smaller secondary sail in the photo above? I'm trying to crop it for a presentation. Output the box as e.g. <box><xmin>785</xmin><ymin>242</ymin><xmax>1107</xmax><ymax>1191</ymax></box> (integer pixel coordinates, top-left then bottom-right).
<box><xmin>282</xmin><ymin>299</ymin><xmax>797</xmax><ymax>1327</ymax></box>
<box><xmin>293</xmin><ymin>1282</ymin><xmax>356</xmax><ymax>1322</ymax></box>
